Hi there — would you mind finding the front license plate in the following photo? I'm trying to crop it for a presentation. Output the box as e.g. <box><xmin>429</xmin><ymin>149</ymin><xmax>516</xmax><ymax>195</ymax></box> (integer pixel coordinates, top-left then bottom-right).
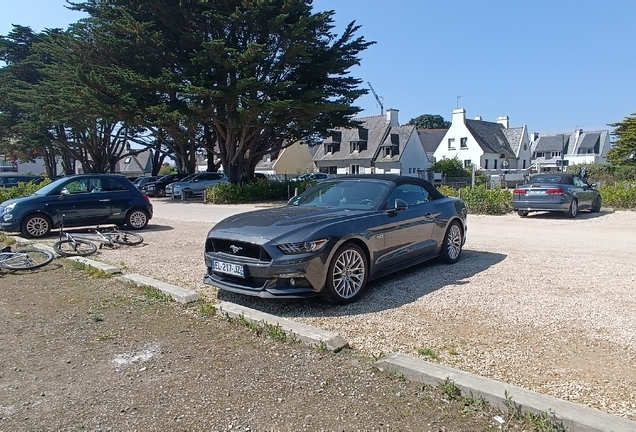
<box><xmin>212</xmin><ymin>260</ymin><xmax>245</xmax><ymax>278</ymax></box>
<box><xmin>527</xmin><ymin>190</ymin><xmax>546</xmax><ymax>195</ymax></box>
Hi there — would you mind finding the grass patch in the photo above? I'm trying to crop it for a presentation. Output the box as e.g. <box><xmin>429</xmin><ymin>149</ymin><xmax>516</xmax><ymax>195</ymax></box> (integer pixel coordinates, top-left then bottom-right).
<box><xmin>440</xmin><ymin>378</ymin><xmax>462</xmax><ymax>400</ymax></box>
<box><xmin>199</xmin><ymin>302</ymin><xmax>215</xmax><ymax>317</ymax></box>
<box><xmin>97</xmin><ymin>332</ymin><xmax>116</xmax><ymax>341</ymax></box>
<box><xmin>226</xmin><ymin>313</ymin><xmax>293</xmax><ymax>343</ymax></box>
<box><xmin>71</xmin><ymin>261</ymin><xmax>110</xmax><ymax>279</ymax></box>
<box><xmin>142</xmin><ymin>286</ymin><xmax>174</xmax><ymax>303</ymax></box>
<box><xmin>91</xmin><ymin>314</ymin><xmax>104</xmax><ymax>322</ymax></box>
<box><xmin>417</xmin><ymin>348</ymin><xmax>439</xmax><ymax>360</ymax></box>
<box><xmin>267</xmin><ymin>324</ymin><xmax>287</xmax><ymax>342</ymax></box>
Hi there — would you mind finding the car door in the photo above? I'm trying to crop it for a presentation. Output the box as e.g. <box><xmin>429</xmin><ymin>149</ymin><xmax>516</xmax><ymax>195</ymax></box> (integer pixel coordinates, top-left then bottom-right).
<box><xmin>373</xmin><ymin>183</ymin><xmax>438</xmax><ymax>272</ymax></box>
<box><xmin>99</xmin><ymin>177</ymin><xmax>133</xmax><ymax>222</ymax></box>
<box><xmin>46</xmin><ymin>177</ymin><xmax>112</xmax><ymax>226</ymax></box>
<box><xmin>572</xmin><ymin>175</ymin><xmax>593</xmax><ymax>209</ymax></box>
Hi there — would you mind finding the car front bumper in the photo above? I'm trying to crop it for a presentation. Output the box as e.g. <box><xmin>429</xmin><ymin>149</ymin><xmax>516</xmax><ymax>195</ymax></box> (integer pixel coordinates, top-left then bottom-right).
<box><xmin>203</xmin><ymin>247</ymin><xmax>330</xmax><ymax>299</ymax></box>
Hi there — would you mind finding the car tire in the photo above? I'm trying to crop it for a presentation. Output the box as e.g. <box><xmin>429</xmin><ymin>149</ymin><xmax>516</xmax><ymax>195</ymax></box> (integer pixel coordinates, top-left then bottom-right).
<box><xmin>156</xmin><ymin>188</ymin><xmax>166</xmax><ymax>197</ymax></box>
<box><xmin>438</xmin><ymin>221</ymin><xmax>463</xmax><ymax>264</ymax></box>
<box><xmin>590</xmin><ymin>196</ymin><xmax>602</xmax><ymax>213</ymax></box>
<box><xmin>20</xmin><ymin>214</ymin><xmax>52</xmax><ymax>238</ymax></box>
<box><xmin>517</xmin><ymin>210</ymin><xmax>529</xmax><ymax>217</ymax></box>
<box><xmin>322</xmin><ymin>243</ymin><xmax>368</xmax><ymax>305</ymax></box>
<box><xmin>125</xmin><ymin>208</ymin><xmax>149</xmax><ymax>230</ymax></box>
<box><xmin>566</xmin><ymin>199</ymin><xmax>578</xmax><ymax>218</ymax></box>
<box><xmin>184</xmin><ymin>190</ymin><xmax>193</xmax><ymax>199</ymax></box>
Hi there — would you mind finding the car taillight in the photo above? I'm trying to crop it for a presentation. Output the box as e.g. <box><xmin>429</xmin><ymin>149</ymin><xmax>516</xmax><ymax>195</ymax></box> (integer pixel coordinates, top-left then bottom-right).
<box><xmin>513</xmin><ymin>189</ymin><xmax>526</xmax><ymax>195</ymax></box>
<box><xmin>546</xmin><ymin>189</ymin><xmax>564</xmax><ymax>195</ymax></box>
<box><xmin>143</xmin><ymin>194</ymin><xmax>151</xmax><ymax>203</ymax></box>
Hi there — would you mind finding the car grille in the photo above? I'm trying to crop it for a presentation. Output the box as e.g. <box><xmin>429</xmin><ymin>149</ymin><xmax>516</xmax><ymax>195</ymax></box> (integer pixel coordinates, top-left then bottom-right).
<box><xmin>206</xmin><ymin>238</ymin><xmax>272</xmax><ymax>262</ymax></box>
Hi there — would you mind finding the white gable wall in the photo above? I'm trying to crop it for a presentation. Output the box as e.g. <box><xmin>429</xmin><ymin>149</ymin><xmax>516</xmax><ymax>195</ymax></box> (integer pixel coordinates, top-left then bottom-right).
<box><xmin>434</xmin><ymin>109</ymin><xmax>485</xmax><ymax>168</ymax></box>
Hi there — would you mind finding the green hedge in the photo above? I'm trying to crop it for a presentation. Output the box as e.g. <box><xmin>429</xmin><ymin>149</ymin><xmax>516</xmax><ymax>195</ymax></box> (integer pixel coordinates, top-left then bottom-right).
<box><xmin>597</xmin><ymin>182</ymin><xmax>636</xmax><ymax>209</ymax></box>
<box><xmin>566</xmin><ymin>163</ymin><xmax>636</xmax><ymax>184</ymax></box>
<box><xmin>204</xmin><ymin>180</ymin><xmax>315</xmax><ymax>204</ymax></box>
<box><xmin>0</xmin><ymin>179</ymin><xmax>51</xmax><ymax>203</ymax></box>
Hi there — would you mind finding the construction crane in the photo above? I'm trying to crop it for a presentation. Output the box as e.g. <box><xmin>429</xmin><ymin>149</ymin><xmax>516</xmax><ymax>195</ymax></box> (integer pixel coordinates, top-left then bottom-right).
<box><xmin>367</xmin><ymin>82</ymin><xmax>384</xmax><ymax>115</ymax></box>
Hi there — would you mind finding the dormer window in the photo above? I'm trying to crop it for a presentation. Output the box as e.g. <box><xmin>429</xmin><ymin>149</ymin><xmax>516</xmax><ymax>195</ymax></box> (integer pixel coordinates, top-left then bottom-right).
<box><xmin>324</xmin><ymin>143</ymin><xmax>340</xmax><ymax>154</ymax></box>
<box><xmin>390</xmin><ymin>133</ymin><xmax>399</xmax><ymax>145</ymax></box>
<box><xmin>350</xmin><ymin>141</ymin><xmax>367</xmax><ymax>153</ymax></box>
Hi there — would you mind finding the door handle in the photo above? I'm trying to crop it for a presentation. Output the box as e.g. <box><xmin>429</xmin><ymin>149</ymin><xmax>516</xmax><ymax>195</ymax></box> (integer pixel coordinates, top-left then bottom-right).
<box><xmin>424</xmin><ymin>212</ymin><xmax>433</xmax><ymax>218</ymax></box>
<box><xmin>99</xmin><ymin>199</ymin><xmax>111</xmax><ymax>202</ymax></box>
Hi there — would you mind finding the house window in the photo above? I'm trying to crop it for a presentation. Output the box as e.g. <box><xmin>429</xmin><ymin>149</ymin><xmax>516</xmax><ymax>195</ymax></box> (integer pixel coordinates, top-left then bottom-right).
<box><xmin>493</xmin><ymin>159</ymin><xmax>498</xmax><ymax>169</ymax></box>
<box><xmin>523</xmin><ymin>159</ymin><xmax>526</xmax><ymax>169</ymax></box>
<box><xmin>460</xmin><ymin>138</ymin><xmax>468</xmax><ymax>149</ymax></box>
<box><xmin>350</xmin><ymin>164</ymin><xmax>360</xmax><ymax>175</ymax></box>
<box><xmin>484</xmin><ymin>159</ymin><xmax>489</xmax><ymax>169</ymax></box>
<box><xmin>448</xmin><ymin>138</ymin><xmax>455</xmax><ymax>149</ymax></box>
<box><xmin>464</xmin><ymin>160</ymin><xmax>472</xmax><ymax>169</ymax></box>
<box><xmin>551</xmin><ymin>151</ymin><xmax>561</xmax><ymax>157</ymax></box>
<box><xmin>324</xmin><ymin>143</ymin><xmax>340</xmax><ymax>154</ymax></box>
<box><xmin>535</xmin><ymin>152</ymin><xmax>544</xmax><ymax>158</ymax></box>
<box><xmin>124</xmin><ymin>157</ymin><xmax>132</xmax><ymax>164</ymax></box>
<box><xmin>350</xmin><ymin>141</ymin><xmax>367</xmax><ymax>153</ymax></box>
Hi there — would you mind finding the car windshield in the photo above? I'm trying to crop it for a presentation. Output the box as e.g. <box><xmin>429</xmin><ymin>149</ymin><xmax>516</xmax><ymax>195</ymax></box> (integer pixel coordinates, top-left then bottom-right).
<box><xmin>531</xmin><ymin>175</ymin><xmax>567</xmax><ymax>183</ymax></box>
<box><xmin>32</xmin><ymin>177</ymin><xmax>68</xmax><ymax>196</ymax></box>
<box><xmin>288</xmin><ymin>179</ymin><xmax>389</xmax><ymax>210</ymax></box>
<box><xmin>179</xmin><ymin>174</ymin><xmax>196</xmax><ymax>182</ymax></box>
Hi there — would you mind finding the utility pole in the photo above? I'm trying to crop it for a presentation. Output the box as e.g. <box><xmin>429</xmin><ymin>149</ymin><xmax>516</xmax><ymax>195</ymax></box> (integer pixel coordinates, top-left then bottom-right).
<box><xmin>367</xmin><ymin>82</ymin><xmax>384</xmax><ymax>115</ymax></box>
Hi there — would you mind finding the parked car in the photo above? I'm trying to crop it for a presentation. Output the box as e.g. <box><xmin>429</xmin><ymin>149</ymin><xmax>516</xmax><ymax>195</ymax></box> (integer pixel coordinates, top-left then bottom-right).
<box><xmin>171</xmin><ymin>172</ymin><xmax>228</xmax><ymax>199</ymax></box>
<box><xmin>141</xmin><ymin>173</ymin><xmax>192</xmax><ymax>197</ymax></box>
<box><xmin>132</xmin><ymin>176</ymin><xmax>160</xmax><ymax>189</ymax></box>
<box><xmin>0</xmin><ymin>174</ymin><xmax>153</xmax><ymax>238</ymax></box>
<box><xmin>512</xmin><ymin>173</ymin><xmax>601</xmax><ymax>218</ymax></box>
<box><xmin>0</xmin><ymin>173</ymin><xmax>44</xmax><ymax>188</ymax></box>
<box><xmin>203</xmin><ymin>174</ymin><xmax>467</xmax><ymax>304</ymax></box>
<box><xmin>291</xmin><ymin>172</ymin><xmax>330</xmax><ymax>182</ymax></box>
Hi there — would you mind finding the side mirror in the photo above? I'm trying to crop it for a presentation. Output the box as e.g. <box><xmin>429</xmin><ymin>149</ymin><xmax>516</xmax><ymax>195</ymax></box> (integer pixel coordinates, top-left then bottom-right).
<box><xmin>386</xmin><ymin>198</ymin><xmax>408</xmax><ymax>215</ymax></box>
<box><xmin>59</xmin><ymin>189</ymin><xmax>70</xmax><ymax>200</ymax></box>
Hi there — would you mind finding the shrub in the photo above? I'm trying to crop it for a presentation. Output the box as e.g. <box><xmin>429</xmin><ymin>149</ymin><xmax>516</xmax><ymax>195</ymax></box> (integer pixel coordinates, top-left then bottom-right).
<box><xmin>457</xmin><ymin>185</ymin><xmax>512</xmax><ymax>215</ymax></box>
<box><xmin>598</xmin><ymin>182</ymin><xmax>636</xmax><ymax>209</ymax></box>
<box><xmin>205</xmin><ymin>180</ymin><xmax>315</xmax><ymax>204</ymax></box>
<box><xmin>0</xmin><ymin>178</ymin><xmax>51</xmax><ymax>203</ymax></box>
<box><xmin>566</xmin><ymin>163</ymin><xmax>636</xmax><ymax>184</ymax></box>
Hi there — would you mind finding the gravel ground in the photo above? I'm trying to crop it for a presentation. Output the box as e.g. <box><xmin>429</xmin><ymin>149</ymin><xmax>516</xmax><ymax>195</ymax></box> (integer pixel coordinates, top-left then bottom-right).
<box><xmin>0</xmin><ymin>261</ymin><xmax>525</xmax><ymax>430</ymax></box>
<box><xmin>39</xmin><ymin>201</ymin><xmax>636</xmax><ymax>421</ymax></box>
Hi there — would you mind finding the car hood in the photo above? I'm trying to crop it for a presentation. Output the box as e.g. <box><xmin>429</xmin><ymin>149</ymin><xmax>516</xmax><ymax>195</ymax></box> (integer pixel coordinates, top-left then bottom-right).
<box><xmin>209</xmin><ymin>206</ymin><xmax>373</xmax><ymax>243</ymax></box>
<box><xmin>0</xmin><ymin>194</ymin><xmax>40</xmax><ymax>207</ymax></box>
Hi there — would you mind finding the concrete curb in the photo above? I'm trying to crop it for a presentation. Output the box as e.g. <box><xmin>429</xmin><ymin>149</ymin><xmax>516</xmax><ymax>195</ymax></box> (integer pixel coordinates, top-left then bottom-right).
<box><xmin>216</xmin><ymin>300</ymin><xmax>348</xmax><ymax>352</ymax></box>
<box><xmin>374</xmin><ymin>353</ymin><xmax>636</xmax><ymax>432</ymax></box>
<box><xmin>118</xmin><ymin>273</ymin><xmax>201</xmax><ymax>303</ymax></box>
<box><xmin>67</xmin><ymin>256</ymin><xmax>121</xmax><ymax>274</ymax></box>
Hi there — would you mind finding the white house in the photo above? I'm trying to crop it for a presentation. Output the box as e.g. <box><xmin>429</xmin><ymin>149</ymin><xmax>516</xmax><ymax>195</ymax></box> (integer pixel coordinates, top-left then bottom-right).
<box><xmin>530</xmin><ymin>129</ymin><xmax>611</xmax><ymax>170</ymax></box>
<box><xmin>433</xmin><ymin>108</ymin><xmax>530</xmax><ymax>172</ymax></box>
<box><xmin>313</xmin><ymin>109</ymin><xmax>431</xmax><ymax>177</ymax></box>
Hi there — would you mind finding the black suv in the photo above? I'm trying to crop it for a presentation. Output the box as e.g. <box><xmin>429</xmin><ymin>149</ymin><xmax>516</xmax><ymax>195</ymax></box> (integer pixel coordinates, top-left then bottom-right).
<box><xmin>0</xmin><ymin>174</ymin><xmax>153</xmax><ymax>238</ymax></box>
<box><xmin>140</xmin><ymin>173</ymin><xmax>191</xmax><ymax>197</ymax></box>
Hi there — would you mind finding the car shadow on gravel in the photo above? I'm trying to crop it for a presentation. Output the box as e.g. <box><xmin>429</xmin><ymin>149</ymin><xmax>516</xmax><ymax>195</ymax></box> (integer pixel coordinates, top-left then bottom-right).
<box><xmin>217</xmin><ymin>249</ymin><xmax>507</xmax><ymax>318</ymax></box>
<box><xmin>521</xmin><ymin>210</ymin><xmax>612</xmax><ymax>220</ymax></box>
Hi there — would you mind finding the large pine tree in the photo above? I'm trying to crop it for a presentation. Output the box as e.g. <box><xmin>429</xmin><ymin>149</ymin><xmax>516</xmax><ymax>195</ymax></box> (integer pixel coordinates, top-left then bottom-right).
<box><xmin>608</xmin><ymin>113</ymin><xmax>636</xmax><ymax>165</ymax></box>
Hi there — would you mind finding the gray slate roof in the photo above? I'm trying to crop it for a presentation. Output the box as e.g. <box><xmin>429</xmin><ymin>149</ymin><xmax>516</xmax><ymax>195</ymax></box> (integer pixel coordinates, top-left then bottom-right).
<box><xmin>375</xmin><ymin>125</ymin><xmax>416</xmax><ymax>163</ymax></box>
<box><xmin>313</xmin><ymin>115</ymin><xmax>390</xmax><ymax>162</ymax></box>
<box><xmin>116</xmin><ymin>149</ymin><xmax>153</xmax><ymax>174</ymax></box>
<box><xmin>577</xmin><ymin>132</ymin><xmax>600</xmax><ymax>150</ymax></box>
<box><xmin>465</xmin><ymin>119</ymin><xmax>516</xmax><ymax>158</ymax></box>
<box><xmin>533</xmin><ymin>134</ymin><xmax>568</xmax><ymax>153</ymax></box>
<box><xmin>503</xmin><ymin>127</ymin><xmax>524</xmax><ymax>155</ymax></box>
<box><xmin>417</xmin><ymin>129</ymin><xmax>448</xmax><ymax>153</ymax></box>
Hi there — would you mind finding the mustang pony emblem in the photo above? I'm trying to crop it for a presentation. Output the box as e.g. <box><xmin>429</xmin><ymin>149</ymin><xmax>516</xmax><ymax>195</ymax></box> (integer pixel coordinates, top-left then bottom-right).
<box><xmin>229</xmin><ymin>245</ymin><xmax>242</xmax><ymax>254</ymax></box>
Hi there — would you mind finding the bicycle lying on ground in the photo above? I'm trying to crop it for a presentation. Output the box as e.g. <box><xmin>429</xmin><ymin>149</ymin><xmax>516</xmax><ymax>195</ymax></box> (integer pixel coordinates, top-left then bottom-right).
<box><xmin>52</xmin><ymin>217</ymin><xmax>144</xmax><ymax>257</ymax></box>
<box><xmin>0</xmin><ymin>246</ymin><xmax>55</xmax><ymax>270</ymax></box>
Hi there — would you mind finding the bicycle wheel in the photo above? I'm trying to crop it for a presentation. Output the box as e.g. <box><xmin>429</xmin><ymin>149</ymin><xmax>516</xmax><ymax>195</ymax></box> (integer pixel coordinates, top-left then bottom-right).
<box><xmin>1</xmin><ymin>249</ymin><xmax>54</xmax><ymax>270</ymax></box>
<box><xmin>105</xmin><ymin>231</ymin><xmax>144</xmax><ymax>246</ymax></box>
<box><xmin>53</xmin><ymin>239</ymin><xmax>98</xmax><ymax>257</ymax></box>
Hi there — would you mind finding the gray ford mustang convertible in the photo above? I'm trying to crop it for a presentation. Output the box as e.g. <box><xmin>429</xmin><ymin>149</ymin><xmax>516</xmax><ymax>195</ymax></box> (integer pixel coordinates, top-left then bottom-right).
<box><xmin>204</xmin><ymin>175</ymin><xmax>467</xmax><ymax>304</ymax></box>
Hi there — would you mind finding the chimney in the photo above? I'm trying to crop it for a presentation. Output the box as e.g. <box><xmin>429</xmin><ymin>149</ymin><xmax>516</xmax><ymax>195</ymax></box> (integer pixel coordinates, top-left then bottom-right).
<box><xmin>386</xmin><ymin>108</ymin><xmax>399</xmax><ymax>127</ymax></box>
<box><xmin>530</xmin><ymin>132</ymin><xmax>539</xmax><ymax>142</ymax></box>
<box><xmin>452</xmin><ymin>108</ymin><xmax>466</xmax><ymax>125</ymax></box>
<box><xmin>574</xmin><ymin>128</ymin><xmax>583</xmax><ymax>144</ymax></box>
<box><xmin>496</xmin><ymin>116</ymin><xmax>509</xmax><ymax>129</ymax></box>
<box><xmin>474</xmin><ymin>116</ymin><xmax>482</xmax><ymax>121</ymax></box>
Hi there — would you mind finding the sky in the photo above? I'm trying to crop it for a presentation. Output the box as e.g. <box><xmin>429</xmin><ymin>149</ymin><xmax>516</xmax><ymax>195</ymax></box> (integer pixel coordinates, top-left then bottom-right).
<box><xmin>1</xmin><ymin>0</ymin><xmax>635</xmax><ymax>134</ymax></box>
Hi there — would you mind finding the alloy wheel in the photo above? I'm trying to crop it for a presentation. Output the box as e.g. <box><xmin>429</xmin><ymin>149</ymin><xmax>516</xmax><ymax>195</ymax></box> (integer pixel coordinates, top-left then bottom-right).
<box><xmin>445</xmin><ymin>224</ymin><xmax>462</xmax><ymax>260</ymax></box>
<box><xmin>331</xmin><ymin>248</ymin><xmax>366</xmax><ymax>299</ymax></box>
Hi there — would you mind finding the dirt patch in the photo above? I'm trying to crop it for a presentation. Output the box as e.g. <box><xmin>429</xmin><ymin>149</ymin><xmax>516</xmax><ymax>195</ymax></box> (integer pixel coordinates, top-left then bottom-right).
<box><xmin>0</xmin><ymin>260</ymin><xmax>531</xmax><ymax>430</ymax></box>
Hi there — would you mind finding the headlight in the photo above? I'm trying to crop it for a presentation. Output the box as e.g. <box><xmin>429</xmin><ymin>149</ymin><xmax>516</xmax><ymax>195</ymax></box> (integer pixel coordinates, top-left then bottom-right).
<box><xmin>278</xmin><ymin>239</ymin><xmax>328</xmax><ymax>255</ymax></box>
<box><xmin>3</xmin><ymin>203</ymin><xmax>16</xmax><ymax>214</ymax></box>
